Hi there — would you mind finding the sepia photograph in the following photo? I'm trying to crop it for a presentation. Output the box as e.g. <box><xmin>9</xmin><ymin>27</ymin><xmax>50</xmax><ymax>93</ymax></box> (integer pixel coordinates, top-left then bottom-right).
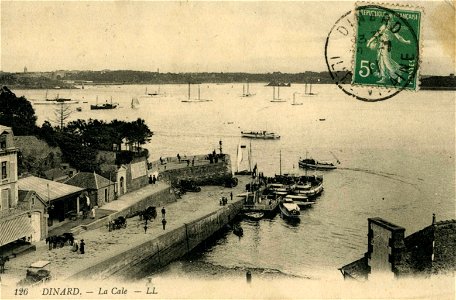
<box><xmin>0</xmin><ymin>0</ymin><xmax>455</xmax><ymax>298</ymax></box>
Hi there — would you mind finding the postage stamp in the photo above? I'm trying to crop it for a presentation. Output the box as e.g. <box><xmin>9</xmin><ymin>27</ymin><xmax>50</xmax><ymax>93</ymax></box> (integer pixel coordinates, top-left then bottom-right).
<box><xmin>352</xmin><ymin>4</ymin><xmax>421</xmax><ymax>90</ymax></box>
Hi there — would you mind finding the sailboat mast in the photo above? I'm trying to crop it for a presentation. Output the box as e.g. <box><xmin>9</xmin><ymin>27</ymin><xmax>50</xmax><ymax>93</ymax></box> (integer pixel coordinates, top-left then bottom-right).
<box><xmin>249</xmin><ymin>140</ymin><xmax>252</xmax><ymax>172</ymax></box>
<box><xmin>273</xmin><ymin>86</ymin><xmax>276</xmax><ymax>100</ymax></box>
<box><xmin>198</xmin><ymin>85</ymin><xmax>201</xmax><ymax>100</ymax></box>
<box><xmin>279</xmin><ymin>150</ymin><xmax>282</xmax><ymax>176</ymax></box>
<box><xmin>188</xmin><ymin>83</ymin><xmax>191</xmax><ymax>100</ymax></box>
<box><xmin>278</xmin><ymin>86</ymin><xmax>280</xmax><ymax>99</ymax></box>
<box><xmin>305</xmin><ymin>83</ymin><xmax>308</xmax><ymax>94</ymax></box>
<box><xmin>310</xmin><ymin>83</ymin><xmax>312</xmax><ymax>94</ymax></box>
<box><xmin>247</xmin><ymin>81</ymin><xmax>250</xmax><ymax>94</ymax></box>
<box><xmin>243</xmin><ymin>84</ymin><xmax>245</xmax><ymax>96</ymax></box>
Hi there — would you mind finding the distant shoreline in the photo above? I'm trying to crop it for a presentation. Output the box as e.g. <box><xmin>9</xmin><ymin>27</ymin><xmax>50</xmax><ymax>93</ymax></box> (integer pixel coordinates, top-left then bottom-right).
<box><xmin>1</xmin><ymin>71</ymin><xmax>455</xmax><ymax>90</ymax></box>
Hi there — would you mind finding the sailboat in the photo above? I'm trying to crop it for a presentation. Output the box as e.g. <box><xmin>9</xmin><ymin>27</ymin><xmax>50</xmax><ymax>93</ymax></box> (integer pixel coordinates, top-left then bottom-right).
<box><xmin>143</xmin><ymin>85</ymin><xmax>165</xmax><ymax>97</ymax></box>
<box><xmin>235</xmin><ymin>142</ymin><xmax>253</xmax><ymax>175</ymax></box>
<box><xmin>90</xmin><ymin>96</ymin><xmax>118</xmax><ymax>110</ymax></box>
<box><xmin>270</xmin><ymin>86</ymin><xmax>287</xmax><ymax>102</ymax></box>
<box><xmin>131</xmin><ymin>97</ymin><xmax>140</xmax><ymax>109</ymax></box>
<box><xmin>241</xmin><ymin>81</ymin><xmax>255</xmax><ymax>97</ymax></box>
<box><xmin>181</xmin><ymin>83</ymin><xmax>213</xmax><ymax>102</ymax></box>
<box><xmin>303</xmin><ymin>83</ymin><xmax>318</xmax><ymax>96</ymax></box>
<box><xmin>291</xmin><ymin>92</ymin><xmax>303</xmax><ymax>106</ymax></box>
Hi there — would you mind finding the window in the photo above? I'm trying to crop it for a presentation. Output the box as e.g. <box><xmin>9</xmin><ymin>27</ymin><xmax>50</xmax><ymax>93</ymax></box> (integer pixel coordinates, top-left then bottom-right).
<box><xmin>1</xmin><ymin>162</ymin><xmax>7</xmax><ymax>179</ymax></box>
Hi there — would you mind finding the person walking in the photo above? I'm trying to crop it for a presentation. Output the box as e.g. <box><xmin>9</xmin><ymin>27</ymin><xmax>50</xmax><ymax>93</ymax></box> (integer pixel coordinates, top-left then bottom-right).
<box><xmin>152</xmin><ymin>175</ymin><xmax>156</xmax><ymax>184</ymax></box>
<box><xmin>149</xmin><ymin>175</ymin><xmax>153</xmax><ymax>184</ymax></box>
<box><xmin>230</xmin><ymin>192</ymin><xmax>233</xmax><ymax>201</ymax></box>
<box><xmin>79</xmin><ymin>239</ymin><xmax>85</xmax><ymax>254</ymax></box>
<box><xmin>161</xmin><ymin>207</ymin><xmax>166</xmax><ymax>218</ymax></box>
<box><xmin>162</xmin><ymin>218</ymin><xmax>167</xmax><ymax>230</ymax></box>
<box><xmin>144</xmin><ymin>223</ymin><xmax>148</xmax><ymax>234</ymax></box>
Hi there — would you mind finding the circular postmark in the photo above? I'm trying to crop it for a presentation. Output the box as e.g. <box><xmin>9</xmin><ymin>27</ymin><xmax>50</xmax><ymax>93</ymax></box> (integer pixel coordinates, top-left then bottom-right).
<box><xmin>324</xmin><ymin>5</ymin><xmax>420</xmax><ymax>102</ymax></box>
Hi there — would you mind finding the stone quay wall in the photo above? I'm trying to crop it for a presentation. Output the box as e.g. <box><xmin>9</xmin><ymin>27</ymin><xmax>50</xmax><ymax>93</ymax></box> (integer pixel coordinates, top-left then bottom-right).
<box><xmin>159</xmin><ymin>155</ymin><xmax>233</xmax><ymax>186</ymax></box>
<box><xmin>70</xmin><ymin>198</ymin><xmax>244</xmax><ymax>280</ymax></box>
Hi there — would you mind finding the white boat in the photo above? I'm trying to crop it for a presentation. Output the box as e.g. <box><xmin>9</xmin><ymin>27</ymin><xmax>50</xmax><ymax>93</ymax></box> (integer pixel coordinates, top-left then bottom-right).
<box><xmin>235</xmin><ymin>142</ymin><xmax>252</xmax><ymax>175</ymax></box>
<box><xmin>241</xmin><ymin>131</ymin><xmax>280</xmax><ymax>139</ymax></box>
<box><xmin>291</xmin><ymin>92</ymin><xmax>303</xmax><ymax>106</ymax></box>
<box><xmin>244</xmin><ymin>211</ymin><xmax>264</xmax><ymax>220</ymax></box>
<box><xmin>182</xmin><ymin>83</ymin><xmax>212</xmax><ymax>102</ymax></box>
<box><xmin>284</xmin><ymin>195</ymin><xmax>315</xmax><ymax>208</ymax></box>
<box><xmin>131</xmin><ymin>97</ymin><xmax>140</xmax><ymax>109</ymax></box>
<box><xmin>279</xmin><ymin>198</ymin><xmax>300</xmax><ymax>219</ymax></box>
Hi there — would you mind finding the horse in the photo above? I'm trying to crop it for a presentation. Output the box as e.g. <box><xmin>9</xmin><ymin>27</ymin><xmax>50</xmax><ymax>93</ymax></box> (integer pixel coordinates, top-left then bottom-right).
<box><xmin>139</xmin><ymin>206</ymin><xmax>157</xmax><ymax>222</ymax></box>
<box><xmin>0</xmin><ymin>256</ymin><xmax>9</xmax><ymax>273</ymax></box>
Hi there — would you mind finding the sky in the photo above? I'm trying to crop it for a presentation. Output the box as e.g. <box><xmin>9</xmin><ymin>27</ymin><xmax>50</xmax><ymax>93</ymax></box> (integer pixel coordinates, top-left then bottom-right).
<box><xmin>1</xmin><ymin>0</ymin><xmax>454</xmax><ymax>75</ymax></box>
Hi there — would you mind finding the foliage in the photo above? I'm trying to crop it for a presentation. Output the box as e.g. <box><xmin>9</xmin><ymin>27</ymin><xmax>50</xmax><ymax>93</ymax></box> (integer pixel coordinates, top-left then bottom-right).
<box><xmin>0</xmin><ymin>86</ymin><xmax>38</xmax><ymax>135</ymax></box>
<box><xmin>39</xmin><ymin>117</ymin><xmax>153</xmax><ymax>172</ymax></box>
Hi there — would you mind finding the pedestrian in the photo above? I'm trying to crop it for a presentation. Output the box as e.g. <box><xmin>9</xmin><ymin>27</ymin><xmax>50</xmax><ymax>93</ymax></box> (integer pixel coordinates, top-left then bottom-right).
<box><xmin>162</xmin><ymin>218</ymin><xmax>167</xmax><ymax>230</ymax></box>
<box><xmin>192</xmin><ymin>157</ymin><xmax>195</xmax><ymax>166</ymax></box>
<box><xmin>187</xmin><ymin>160</ymin><xmax>190</xmax><ymax>167</ymax></box>
<box><xmin>149</xmin><ymin>175</ymin><xmax>153</xmax><ymax>184</ymax></box>
<box><xmin>161</xmin><ymin>207</ymin><xmax>166</xmax><ymax>218</ymax></box>
<box><xmin>230</xmin><ymin>192</ymin><xmax>233</xmax><ymax>201</ymax></box>
<box><xmin>79</xmin><ymin>239</ymin><xmax>85</xmax><ymax>254</ymax></box>
<box><xmin>160</xmin><ymin>157</ymin><xmax>163</xmax><ymax>165</ymax></box>
<box><xmin>72</xmin><ymin>239</ymin><xmax>79</xmax><ymax>252</ymax></box>
<box><xmin>144</xmin><ymin>223</ymin><xmax>148</xmax><ymax>234</ymax></box>
<box><xmin>152</xmin><ymin>175</ymin><xmax>156</xmax><ymax>184</ymax></box>
<box><xmin>91</xmin><ymin>207</ymin><xmax>96</xmax><ymax>219</ymax></box>
<box><xmin>177</xmin><ymin>153</ymin><xmax>181</xmax><ymax>163</ymax></box>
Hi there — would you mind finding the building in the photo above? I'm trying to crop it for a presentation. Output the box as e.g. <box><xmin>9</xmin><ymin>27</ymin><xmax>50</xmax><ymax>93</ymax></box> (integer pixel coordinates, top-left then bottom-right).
<box><xmin>0</xmin><ymin>125</ymin><xmax>18</xmax><ymax>211</ymax></box>
<box><xmin>98</xmin><ymin>150</ymin><xmax>149</xmax><ymax>197</ymax></box>
<box><xmin>64</xmin><ymin>172</ymin><xmax>115</xmax><ymax>207</ymax></box>
<box><xmin>18</xmin><ymin>176</ymin><xmax>85</xmax><ymax>226</ymax></box>
<box><xmin>339</xmin><ymin>216</ymin><xmax>456</xmax><ymax>280</ymax></box>
<box><xmin>0</xmin><ymin>126</ymin><xmax>47</xmax><ymax>248</ymax></box>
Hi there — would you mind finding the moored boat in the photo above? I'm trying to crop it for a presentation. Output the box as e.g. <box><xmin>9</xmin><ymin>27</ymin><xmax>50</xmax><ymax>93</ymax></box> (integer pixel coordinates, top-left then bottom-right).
<box><xmin>244</xmin><ymin>211</ymin><xmax>264</xmax><ymax>220</ymax></box>
<box><xmin>279</xmin><ymin>198</ymin><xmax>300</xmax><ymax>219</ymax></box>
<box><xmin>284</xmin><ymin>195</ymin><xmax>315</xmax><ymax>208</ymax></box>
<box><xmin>90</xmin><ymin>103</ymin><xmax>118</xmax><ymax>110</ymax></box>
<box><xmin>241</xmin><ymin>131</ymin><xmax>280</xmax><ymax>140</ymax></box>
<box><xmin>298</xmin><ymin>158</ymin><xmax>336</xmax><ymax>170</ymax></box>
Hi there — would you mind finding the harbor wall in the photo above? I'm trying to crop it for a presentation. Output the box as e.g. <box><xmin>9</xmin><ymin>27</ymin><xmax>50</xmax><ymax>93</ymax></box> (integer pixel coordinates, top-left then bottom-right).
<box><xmin>70</xmin><ymin>198</ymin><xmax>243</xmax><ymax>280</ymax></box>
<box><xmin>159</xmin><ymin>155</ymin><xmax>232</xmax><ymax>186</ymax></box>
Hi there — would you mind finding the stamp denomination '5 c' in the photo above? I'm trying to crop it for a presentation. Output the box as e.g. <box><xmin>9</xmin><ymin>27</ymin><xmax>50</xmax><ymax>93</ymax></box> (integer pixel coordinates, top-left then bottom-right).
<box><xmin>353</xmin><ymin>5</ymin><xmax>421</xmax><ymax>90</ymax></box>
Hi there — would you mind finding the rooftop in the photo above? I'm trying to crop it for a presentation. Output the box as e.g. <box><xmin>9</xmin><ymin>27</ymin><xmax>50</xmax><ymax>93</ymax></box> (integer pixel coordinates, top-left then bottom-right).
<box><xmin>17</xmin><ymin>175</ymin><xmax>84</xmax><ymax>202</ymax></box>
<box><xmin>64</xmin><ymin>172</ymin><xmax>114</xmax><ymax>190</ymax></box>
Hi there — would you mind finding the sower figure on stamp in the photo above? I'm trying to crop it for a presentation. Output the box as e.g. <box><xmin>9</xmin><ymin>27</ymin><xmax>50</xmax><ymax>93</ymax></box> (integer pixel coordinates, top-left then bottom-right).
<box><xmin>367</xmin><ymin>13</ymin><xmax>411</xmax><ymax>84</ymax></box>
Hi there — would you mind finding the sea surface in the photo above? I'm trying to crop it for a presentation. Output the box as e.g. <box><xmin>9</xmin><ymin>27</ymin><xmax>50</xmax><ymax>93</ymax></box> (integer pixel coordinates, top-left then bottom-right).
<box><xmin>15</xmin><ymin>83</ymin><xmax>455</xmax><ymax>280</ymax></box>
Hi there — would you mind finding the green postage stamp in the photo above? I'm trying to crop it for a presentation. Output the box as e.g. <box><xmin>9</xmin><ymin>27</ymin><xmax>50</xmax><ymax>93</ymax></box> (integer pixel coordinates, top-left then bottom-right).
<box><xmin>353</xmin><ymin>4</ymin><xmax>421</xmax><ymax>90</ymax></box>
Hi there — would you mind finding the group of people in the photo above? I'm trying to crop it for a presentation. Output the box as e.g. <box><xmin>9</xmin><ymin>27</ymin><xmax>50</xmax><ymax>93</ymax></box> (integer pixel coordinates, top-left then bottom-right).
<box><xmin>143</xmin><ymin>207</ymin><xmax>168</xmax><ymax>233</ymax></box>
<box><xmin>71</xmin><ymin>239</ymin><xmax>85</xmax><ymax>254</ymax></box>
<box><xmin>148</xmin><ymin>174</ymin><xmax>157</xmax><ymax>184</ymax></box>
<box><xmin>219</xmin><ymin>192</ymin><xmax>233</xmax><ymax>206</ymax></box>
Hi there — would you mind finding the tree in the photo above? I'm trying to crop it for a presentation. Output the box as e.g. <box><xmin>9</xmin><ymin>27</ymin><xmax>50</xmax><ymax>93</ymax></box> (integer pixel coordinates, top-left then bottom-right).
<box><xmin>0</xmin><ymin>86</ymin><xmax>37</xmax><ymax>135</ymax></box>
<box><xmin>52</xmin><ymin>103</ymin><xmax>74</xmax><ymax>129</ymax></box>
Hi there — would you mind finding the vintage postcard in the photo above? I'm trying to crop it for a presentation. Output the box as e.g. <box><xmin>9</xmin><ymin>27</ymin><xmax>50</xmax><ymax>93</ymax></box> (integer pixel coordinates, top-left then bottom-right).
<box><xmin>0</xmin><ymin>0</ymin><xmax>454</xmax><ymax>299</ymax></box>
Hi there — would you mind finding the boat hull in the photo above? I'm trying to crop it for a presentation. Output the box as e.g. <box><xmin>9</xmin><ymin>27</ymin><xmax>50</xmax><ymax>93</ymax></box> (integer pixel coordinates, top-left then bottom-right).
<box><xmin>279</xmin><ymin>204</ymin><xmax>300</xmax><ymax>219</ymax></box>
<box><xmin>298</xmin><ymin>161</ymin><xmax>337</xmax><ymax>170</ymax></box>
